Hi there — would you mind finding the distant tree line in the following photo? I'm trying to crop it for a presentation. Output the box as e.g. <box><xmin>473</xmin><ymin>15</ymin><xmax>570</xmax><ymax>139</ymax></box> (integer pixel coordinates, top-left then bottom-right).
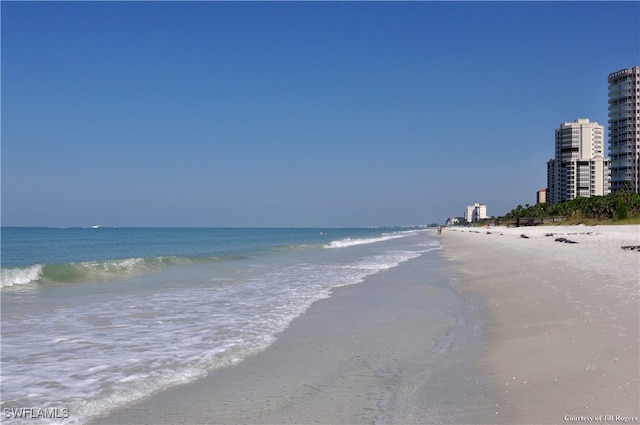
<box><xmin>499</xmin><ymin>189</ymin><xmax>640</xmax><ymax>223</ymax></box>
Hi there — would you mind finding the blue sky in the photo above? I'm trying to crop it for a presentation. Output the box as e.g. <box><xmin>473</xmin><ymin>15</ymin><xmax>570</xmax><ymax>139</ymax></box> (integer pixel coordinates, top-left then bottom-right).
<box><xmin>2</xmin><ymin>1</ymin><xmax>639</xmax><ymax>227</ymax></box>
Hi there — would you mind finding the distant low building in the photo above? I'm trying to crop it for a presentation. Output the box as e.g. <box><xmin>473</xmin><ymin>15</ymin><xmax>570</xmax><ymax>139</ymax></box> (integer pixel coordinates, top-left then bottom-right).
<box><xmin>537</xmin><ymin>188</ymin><xmax>547</xmax><ymax>204</ymax></box>
<box><xmin>446</xmin><ymin>216</ymin><xmax>465</xmax><ymax>226</ymax></box>
<box><xmin>465</xmin><ymin>203</ymin><xmax>487</xmax><ymax>223</ymax></box>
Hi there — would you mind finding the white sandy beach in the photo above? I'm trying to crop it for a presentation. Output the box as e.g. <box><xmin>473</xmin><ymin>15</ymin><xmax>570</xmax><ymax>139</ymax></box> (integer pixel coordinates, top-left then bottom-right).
<box><xmin>442</xmin><ymin>224</ymin><xmax>639</xmax><ymax>424</ymax></box>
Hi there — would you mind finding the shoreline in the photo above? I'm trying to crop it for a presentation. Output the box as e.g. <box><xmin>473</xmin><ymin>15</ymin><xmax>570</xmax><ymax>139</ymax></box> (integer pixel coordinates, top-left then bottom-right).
<box><xmin>90</xmin><ymin>245</ymin><xmax>496</xmax><ymax>424</ymax></box>
<box><xmin>441</xmin><ymin>224</ymin><xmax>639</xmax><ymax>424</ymax></box>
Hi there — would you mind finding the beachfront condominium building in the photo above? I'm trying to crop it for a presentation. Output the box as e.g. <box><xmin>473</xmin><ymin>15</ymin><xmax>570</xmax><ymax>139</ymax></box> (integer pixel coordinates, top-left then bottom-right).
<box><xmin>536</xmin><ymin>188</ymin><xmax>547</xmax><ymax>204</ymax></box>
<box><xmin>608</xmin><ymin>66</ymin><xmax>640</xmax><ymax>193</ymax></box>
<box><xmin>547</xmin><ymin>119</ymin><xmax>610</xmax><ymax>205</ymax></box>
<box><xmin>464</xmin><ymin>203</ymin><xmax>487</xmax><ymax>223</ymax></box>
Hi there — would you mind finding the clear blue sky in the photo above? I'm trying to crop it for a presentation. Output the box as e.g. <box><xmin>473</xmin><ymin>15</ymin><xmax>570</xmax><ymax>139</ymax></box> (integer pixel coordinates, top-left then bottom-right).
<box><xmin>2</xmin><ymin>1</ymin><xmax>639</xmax><ymax>227</ymax></box>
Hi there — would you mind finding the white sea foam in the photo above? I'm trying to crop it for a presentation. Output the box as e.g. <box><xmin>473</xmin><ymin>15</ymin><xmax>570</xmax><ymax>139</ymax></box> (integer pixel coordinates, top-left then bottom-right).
<box><xmin>324</xmin><ymin>231</ymin><xmax>414</xmax><ymax>249</ymax></box>
<box><xmin>0</xmin><ymin>264</ymin><xmax>44</xmax><ymax>287</ymax></box>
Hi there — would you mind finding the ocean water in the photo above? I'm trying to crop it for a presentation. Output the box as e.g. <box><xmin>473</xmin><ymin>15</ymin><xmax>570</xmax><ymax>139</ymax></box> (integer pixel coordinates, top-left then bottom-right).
<box><xmin>1</xmin><ymin>227</ymin><xmax>441</xmax><ymax>424</ymax></box>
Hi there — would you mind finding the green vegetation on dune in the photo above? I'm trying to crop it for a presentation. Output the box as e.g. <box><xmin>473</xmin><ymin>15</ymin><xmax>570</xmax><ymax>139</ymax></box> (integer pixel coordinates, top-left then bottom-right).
<box><xmin>499</xmin><ymin>190</ymin><xmax>640</xmax><ymax>225</ymax></box>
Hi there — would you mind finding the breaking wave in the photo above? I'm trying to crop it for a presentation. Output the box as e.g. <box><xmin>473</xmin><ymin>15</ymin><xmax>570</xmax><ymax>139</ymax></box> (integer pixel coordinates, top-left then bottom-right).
<box><xmin>324</xmin><ymin>231</ymin><xmax>414</xmax><ymax>249</ymax></box>
<box><xmin>0</xmin><ymin>256</ymin><xmax>220</xmax><ymax>288</ymax></box>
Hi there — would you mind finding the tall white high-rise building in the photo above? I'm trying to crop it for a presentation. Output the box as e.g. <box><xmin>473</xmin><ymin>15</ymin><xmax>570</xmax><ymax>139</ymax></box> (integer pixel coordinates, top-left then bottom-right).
<box><xmin>547</xmin><ymin>119</ymin><xmax>610</xmax><ymax>205</ymax></box>
<box><xmin>608</xmin><ymin>66</ymin><xmax>640</xmax><ymax>193</ymax></box>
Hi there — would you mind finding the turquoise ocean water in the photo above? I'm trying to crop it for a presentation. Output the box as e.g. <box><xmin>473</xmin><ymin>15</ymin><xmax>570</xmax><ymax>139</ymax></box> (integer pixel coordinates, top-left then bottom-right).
<box><xmin>1</xmin><ymin>227</ymin><xmax>441</xmax><ymax>424</ymax></box>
